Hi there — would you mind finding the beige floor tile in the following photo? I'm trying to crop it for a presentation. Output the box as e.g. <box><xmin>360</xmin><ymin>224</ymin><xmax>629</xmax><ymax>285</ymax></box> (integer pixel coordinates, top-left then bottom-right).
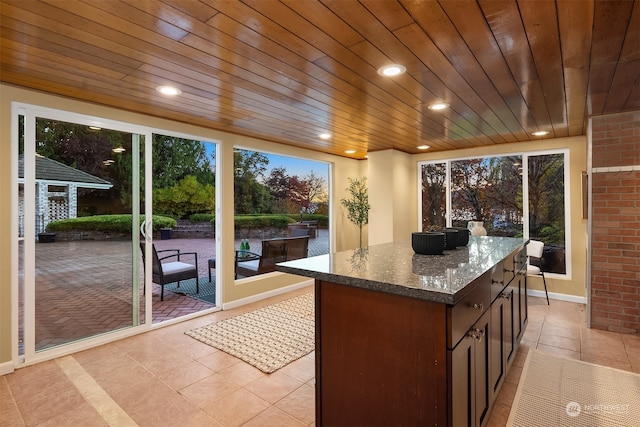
<box><xmin>536</xmin><ymin>344</ymin><xmax>580</xmax><ymax>360</ymax></box>
<box><xmin>179</xmin><ymin>373</ymin><xmax>242</xmax><ymax>408</ymax></box>
<box><xmin>80</xmin><ymin>353</ymin><xmax>155</xmax><ymax>395</ymax></box>
<box><xmin>581</xmin><ymin>331</ymin><xmax>628</xmax><ymax>360</ymax></box>
<box><xmin>581</xmin><ymin>353</ymin><xmax>633</xmax><ymax>372</ymax></box>
<box><xmin>541</xmin><ymin>322</ymin><xmax>581</xmax><ymax>339</ymax></box>
<box><xmin>275</xmin><ymin>383</ymin><xmax>315</xmax><ymax>425</ymax></box>
<box><xmin>494</xmin><ymin>381</ymin><xmax>518</xmax><ymax>407</ymax></box>
<box><xmin>35</xmin><ymin>401</ymin><xmax>108</xmax><ymax>427</ymax></box>
<box><xmin>538</xmin><ymin>333</ymin><xmax>581</xmax><ymax>352</ymax></box>
<box><xmin>521</xmin><ymin>322</ymin><xmax>542</xmax><ymax>342</ymax></box>
<box><xmin>505</xmin><ymin>365</ymin><xmax>523</xmax><ymax>385</ymax></box>
<box><xmin>487</xmin><ymin>403</ymin><xmax>511</xmax><ymax>427</ymax></box>
<box><xmin>180</xmin><ymin>409</ymin><xmax>224</xmax><ymax>427</ymax></box>
<box><xmin>159</xmin><ymin>331</ymin><xmax>219</xmax><ymax>360</ymax></box>
<box><xmin>20</xmin><ymin>386</ymin><xmax>89</xmax><ymax>426</ymax></box>
<box><xmin>218</xmin><ymin>361</ymin><xmax>266</xmax><ymax>387</ymax></box>
<box><xmin>204</xmin><ymin>388</ymin><xmax>269</xmax><ymax>427</ymax></box>
<box><xmin>622</xmin><ymin>334</ymin><xmax>640</xmax><ymax>351</ymax></box>
<box><xmin>244</xmin><ymin>371</ymin><xmax>304</xmax><ymax>404</ymax></box>
<box><xmin>112</xmin><ymin>376</ymin><xmax>201</xmax><ymax>427</ymax></box>
<box><xmin>196</xmin><ymin>349</ymin><xmax>241</xmax><ymax>372</ymax></box>
<box><xmin>278</xmin><ymin>354</ymin><xmax>315</xmax><ymax>383</ymax></box>
<box><xmin>156</xmin><ymin>359</ymin><xmax>215</xmax><ymax>391</ymax></box>
<box><xmin>0</xmin><ymin>377</ymin><xmax>25</xmax><ymax>427</ymax></box>
<box><xmin>243</xmin><ymin>406</ymin><xmax>307</xmax><ymax>427</ymax></box>
<box><xmin>512</xmin><ymin>344</ymin><xmax>531</xmax><ymax>368</ymax></box>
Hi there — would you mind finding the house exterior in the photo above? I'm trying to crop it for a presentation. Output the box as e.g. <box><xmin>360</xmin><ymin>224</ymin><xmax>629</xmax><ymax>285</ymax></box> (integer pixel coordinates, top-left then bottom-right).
<box><xmin>18</xmin><ymin>154</ymin><xmax>113</xmax><ymax>238</ymax></box>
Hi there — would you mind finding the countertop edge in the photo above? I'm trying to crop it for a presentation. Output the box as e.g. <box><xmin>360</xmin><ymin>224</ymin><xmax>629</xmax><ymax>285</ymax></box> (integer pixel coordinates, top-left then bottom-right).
<box><xmin>276</xmin><ymin>265</ymin><xmax>460</xmax><ymax>304</ymax></box>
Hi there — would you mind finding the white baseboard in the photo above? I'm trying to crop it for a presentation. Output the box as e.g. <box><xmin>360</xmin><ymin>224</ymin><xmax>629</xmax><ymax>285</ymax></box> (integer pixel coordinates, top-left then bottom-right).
<box><xmin>528</xmin><ymin>289</ymin><xmax>587</xmax><ymax>304</ymax></box>
<box><xmin>0</xmin><ymin>360</ymin><xmax>15</xmax><ymax>376</ymax></box>
<box><xmin>222</xmin><ymin>279</ymin><xmax>314</xmax><ymax>310</ymax></box>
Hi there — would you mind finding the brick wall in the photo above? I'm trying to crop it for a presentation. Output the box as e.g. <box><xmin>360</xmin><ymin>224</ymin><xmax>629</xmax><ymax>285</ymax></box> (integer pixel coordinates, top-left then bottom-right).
<box><xmin>590</xmin><ymin>111</ymin><xmax>640</xmax><ymax>334</ymax></box>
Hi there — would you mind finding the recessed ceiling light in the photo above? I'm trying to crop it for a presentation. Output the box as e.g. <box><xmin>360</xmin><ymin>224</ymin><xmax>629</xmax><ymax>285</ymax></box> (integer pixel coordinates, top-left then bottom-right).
<box><xmin>88</xmin><ymin>126</ymin><xmax>101</xmax><ymax>130</ymax></box>
<box><xmin>427</xmin><ymin>102</ymin><xmax>449</xmax><ymax>111</ymax></box>
<box><xmin>156</xmin><ymin>85</ymin><xmax>182</xmax><ymax>96</ymax></box>
<box><xmin>345</xmin><ymin>149</ymin><xmax>356</xmax><ymax>154</ymax></box>
<box><xmin>377</xmin><ymin>64</ymin><xmax>406</xmax><ymax>77</ymax></box>
<box><xmin>417</xmin><ymin>145</ymin><xmax>430</xmax><ymax>150</ymax></box>
<box><xmin>532</xmin><ymin>130</ymin><xmax>549</xmax><ymax>136</ymax></box>
<box><xmin>112</xmin><ymin>146</ymin><xmax>126</xmax><ymax>153</ymax></box>
<box><xmin>319</xmin><ymin>133</ymin><xmax>331</xmax><ymax>140</ymax></box>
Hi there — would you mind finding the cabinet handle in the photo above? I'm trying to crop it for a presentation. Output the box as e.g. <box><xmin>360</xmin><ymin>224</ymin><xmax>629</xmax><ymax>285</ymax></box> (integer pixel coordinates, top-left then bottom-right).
<box><xmin>500</xmin><ymin>292</ymin><xmax>512</xmax><ymax>300</ymax></box>
<box><xmin>492</xmin><ymin>279</ymin><xmax>503</xmax><ymax>286</ymax></box>
<box><xmin>477</xmin><ymin>327</ymin><xmax>485</xmax><ymax>343</ymax></box>
<box><xmin>504</xmin><ymin>268</ymin><xmax>514</xmax><ymax>273</ymax></box>
<box><xmin>471</xmin><ymin>303</ymin><xmax>484</xmax><ymax>311</ymax></box>
<box><xmin>468</xmin><ymin>327</ymin><xmax>485</xmax><ymax>343</ymax></box>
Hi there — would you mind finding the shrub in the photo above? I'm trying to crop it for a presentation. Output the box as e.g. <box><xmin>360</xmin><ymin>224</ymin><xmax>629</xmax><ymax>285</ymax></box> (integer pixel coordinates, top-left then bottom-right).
<box><xmin>46</xmin><ymin>214</ymin><xmax>176</xmax><ymax>232</ymax></box>
<box><xmin>287</xmin><ymin>213</ymin><xmax>329</xmax><ymax>227</ymax></box>
<box><xmin>189</xmin><ymin>213</ymin><xmax>215</xmax><ymax>223</ymax></box>
<box><xmin>235</xmin><ymin>214</ymin><xmax>292</xmax><ymax>229</ymax></box>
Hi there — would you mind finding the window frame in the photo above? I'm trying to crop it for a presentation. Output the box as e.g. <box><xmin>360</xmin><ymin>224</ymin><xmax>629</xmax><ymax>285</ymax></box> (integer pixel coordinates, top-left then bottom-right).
<box><xmin>418</xmin><ymin>148</ymin><xmax>571</xmax><ymax>280</ymax></box>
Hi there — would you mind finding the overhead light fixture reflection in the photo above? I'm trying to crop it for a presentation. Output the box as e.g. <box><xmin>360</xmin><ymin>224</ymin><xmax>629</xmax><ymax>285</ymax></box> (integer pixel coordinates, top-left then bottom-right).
<box><xmin>112</xmin><ymin>146</ymin><xmax>126</xmax><ymax>153</ymax></box>
<box><xmin>377</xmin><ymin>64</ymin><xmax>406</xmax><ymax>77</ymax></box>
<box><xmin>345</xmin><ymin>149</ymin><xmax>356</xmax><ymax>154</ymax></box>
<box><xmin>103</xmin><ymin>159</ymin><xmax>114</xmax><ymax>166</ymax></box>
<box><xmin>417</xmin><ymin>145</ymin><xmax>430</xmax><ymax>150</ymax></box>
<box><xmin>156</xmin><ymin>85</ymin><xmax>182</xmax><ymax>96</ymax></box>
<box><xmin>319</xmin><ymin>133</ymin><xmax>331</xmax><ymax>140</ymax></box>
<box><xmin>89</xmin><ymin>126</ymin><xmax>102</xmax><ymax>131</ymax></box>
<box><xmin>532</xmin><ymin>130</ymin><xmax>549</xmax><ymax>136</ymax></box>
<box><xmin>428</xmin><ymin>102</ymin><xmax>449</xmax><ymax>111</ymax></box>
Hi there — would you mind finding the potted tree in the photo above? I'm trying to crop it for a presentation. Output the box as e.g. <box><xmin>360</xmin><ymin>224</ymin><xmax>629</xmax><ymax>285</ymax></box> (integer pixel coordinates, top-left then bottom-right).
<box><xmin>340</xmin><ymin>176</ymin><xmax>371</xmax><ymax>248</ymax></box>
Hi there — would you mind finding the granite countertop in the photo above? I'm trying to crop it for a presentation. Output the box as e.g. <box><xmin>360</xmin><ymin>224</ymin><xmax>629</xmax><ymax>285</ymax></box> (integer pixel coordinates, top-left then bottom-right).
<box><xmin>276</xmin><ymin>236</ymin><xmax>526</xmax><ymax>304</ymax></box>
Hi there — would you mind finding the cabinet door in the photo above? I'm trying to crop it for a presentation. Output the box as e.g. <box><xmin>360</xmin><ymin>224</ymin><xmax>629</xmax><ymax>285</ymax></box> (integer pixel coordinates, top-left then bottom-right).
<box><xmin>490</xmin><ymin>288</ymin><xmax>515</xmax><ymax>402</ymax></box>
<box><xmin>451</xmin><ymin>332</ymin><xmax>474</xmax><ymax>427</ymax></box>
<box><xmin>512</xmin><ymin>271</ymin><xmax>528</xmax><ymax>341</ymax></box>
<box><xmin>474</xmin><ymin>311</ymin><xmax>491</xmax><ymax>427</ymax></box>
<box><xmin>450</xmin><ymin>310</ymin><xmax>491</xmax><ymax>427</ymax></box>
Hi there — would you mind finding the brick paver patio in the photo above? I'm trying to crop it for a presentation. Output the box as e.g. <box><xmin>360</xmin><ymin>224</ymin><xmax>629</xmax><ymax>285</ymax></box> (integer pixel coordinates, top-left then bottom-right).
<box><xmin>18</xmin><ymin>231</ymin><xmax>329</xmax><ymax>352</ymax></box>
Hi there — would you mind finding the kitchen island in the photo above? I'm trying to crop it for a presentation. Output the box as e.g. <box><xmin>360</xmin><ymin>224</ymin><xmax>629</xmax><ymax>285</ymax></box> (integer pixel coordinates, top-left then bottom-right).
<box><xmin>277</xmin><ymin>236</ymin><xmax>528</xmax><ymax>427</ymax></box>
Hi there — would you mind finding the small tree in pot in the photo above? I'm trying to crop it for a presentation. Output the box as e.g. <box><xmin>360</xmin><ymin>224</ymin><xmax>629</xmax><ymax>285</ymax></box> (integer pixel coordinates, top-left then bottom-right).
<box><xmin>340</xmin><ymin>176</ymin><xmax>371</xmax><ymax>248</ymax></box>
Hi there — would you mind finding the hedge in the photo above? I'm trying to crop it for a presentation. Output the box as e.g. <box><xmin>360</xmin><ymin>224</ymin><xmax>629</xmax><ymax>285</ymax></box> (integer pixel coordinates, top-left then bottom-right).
<box><xmin>46</xmin><ymin>214</ymin><xmax>176</xmax><ymax>232</ymax></box>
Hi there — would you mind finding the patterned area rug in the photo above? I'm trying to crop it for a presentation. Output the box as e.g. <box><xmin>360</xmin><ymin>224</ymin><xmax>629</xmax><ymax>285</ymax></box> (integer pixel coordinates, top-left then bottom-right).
<box><xmin>185</xmin><ymin>292</ymin><xmax>314</xmax><ymax>373</ymax></box>
<box><xmin>508</xmin><ymin>349</ymin><xmax>640</xmax><ymax>426</ymax></box>
<box><xmin>163</xmin><ymin>277</ymin><xmax>216</xmax><ymax>304</ymax></box>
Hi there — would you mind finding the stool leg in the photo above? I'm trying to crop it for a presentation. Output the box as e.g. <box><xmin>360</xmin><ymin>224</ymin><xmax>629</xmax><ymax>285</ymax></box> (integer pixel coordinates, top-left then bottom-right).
<box><xmin>541</xmin><ymin>271</ymin><xmax>549</xmax><ymax>305</ymax></box>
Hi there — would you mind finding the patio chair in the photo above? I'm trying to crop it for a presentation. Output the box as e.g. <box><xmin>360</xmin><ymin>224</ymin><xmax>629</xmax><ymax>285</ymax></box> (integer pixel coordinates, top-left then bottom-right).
<box><xmin>235</xmin><ymin>236</ymin><xmax>309</xmax><ymax>278</ymax></box>
<box><xmin>527</xmin><ymin>240</ymin><xmax>549</xmax><ymax>305</ymax></box>
<box><xmin>290</xmin><ymin>227</ymin><xmax>310</xmax><ymax>237</ymax></box>
<box><xmin>139</xmin><ymin>243</ymin><xmax>199</xmax><ymax>301</ymax></box>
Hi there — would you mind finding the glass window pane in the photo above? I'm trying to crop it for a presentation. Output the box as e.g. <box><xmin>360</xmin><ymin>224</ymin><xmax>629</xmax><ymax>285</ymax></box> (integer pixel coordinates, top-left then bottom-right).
<box><xmin>528</xmin><ymin>153</ymin><xmax>566</xmax><ymax>274</ymax></box>
<box><xmin>420</xmin><ymin>163</ymin><xmax>446</xmax><ymax>230</ymax></box>
<box><xmin>234</xmin><ymin>149</ymin><xmax>330</xmax><ymax>279</ymax></box>
<box><xmin>450</xmin><ymin>157</ymin><xmax>523</xmax><ymax>235</ymax></box>
<box><xmin>150</xmin><ymin>134</ymin><xmax>217</xmax><ymax>320</ymax></box>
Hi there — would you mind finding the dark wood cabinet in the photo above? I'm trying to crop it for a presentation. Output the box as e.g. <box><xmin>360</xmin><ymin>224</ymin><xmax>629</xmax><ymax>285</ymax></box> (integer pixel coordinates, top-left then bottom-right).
<box><xmin>450</xmin><ymin>309</ymin><xmax>491</xmax><ymax>427</ymax></box>
<box><xmin>490</xmin><ymin>284</ymin><xmax>514</xmax><ymax>402</ymax></box>
<box><xmin>313</xmin><ymin>244</ymin><xmax>527</xmax><ymax>426</ymax></box>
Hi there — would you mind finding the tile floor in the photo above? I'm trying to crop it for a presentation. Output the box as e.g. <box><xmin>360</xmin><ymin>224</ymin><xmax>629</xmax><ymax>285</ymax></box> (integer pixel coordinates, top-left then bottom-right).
<box><xmin>2</xmin><ymin>288</ymin><xmax>639</xmax><ymax>427</ymax></box>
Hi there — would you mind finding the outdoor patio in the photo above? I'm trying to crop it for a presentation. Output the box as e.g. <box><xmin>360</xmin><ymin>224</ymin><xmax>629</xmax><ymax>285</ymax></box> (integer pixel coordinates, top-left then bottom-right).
<box><xmin>19</xmin><ymin>230</ymin><xmax>329</xmax><ymax>352</ymax></box>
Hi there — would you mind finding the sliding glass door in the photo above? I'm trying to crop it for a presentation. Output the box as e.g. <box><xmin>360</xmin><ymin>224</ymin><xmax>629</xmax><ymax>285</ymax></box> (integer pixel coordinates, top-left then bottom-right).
<box><xmin>17</xmin><ymin>106</ymin><xmax>148</xmax><ymax>360</ymax></box>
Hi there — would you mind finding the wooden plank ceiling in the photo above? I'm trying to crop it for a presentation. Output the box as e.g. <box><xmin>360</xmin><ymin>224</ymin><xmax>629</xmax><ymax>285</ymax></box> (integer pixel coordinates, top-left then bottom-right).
<box><xmin>1</xmin><ymin>0</ymin><xmax>638</xmax><ymax>158</ymax></box>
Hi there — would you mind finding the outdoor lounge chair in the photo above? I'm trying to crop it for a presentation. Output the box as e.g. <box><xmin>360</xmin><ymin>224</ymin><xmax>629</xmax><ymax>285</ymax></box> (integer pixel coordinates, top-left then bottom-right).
<box><xmin>139</xmin><ymin>243</ymin><xmax>199</xmax><ymax>301</ymax></box>
<box><xmin>235</xmin><ymin>236</ymin><xmax>309</xmax><ymax>278</ymax></box>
